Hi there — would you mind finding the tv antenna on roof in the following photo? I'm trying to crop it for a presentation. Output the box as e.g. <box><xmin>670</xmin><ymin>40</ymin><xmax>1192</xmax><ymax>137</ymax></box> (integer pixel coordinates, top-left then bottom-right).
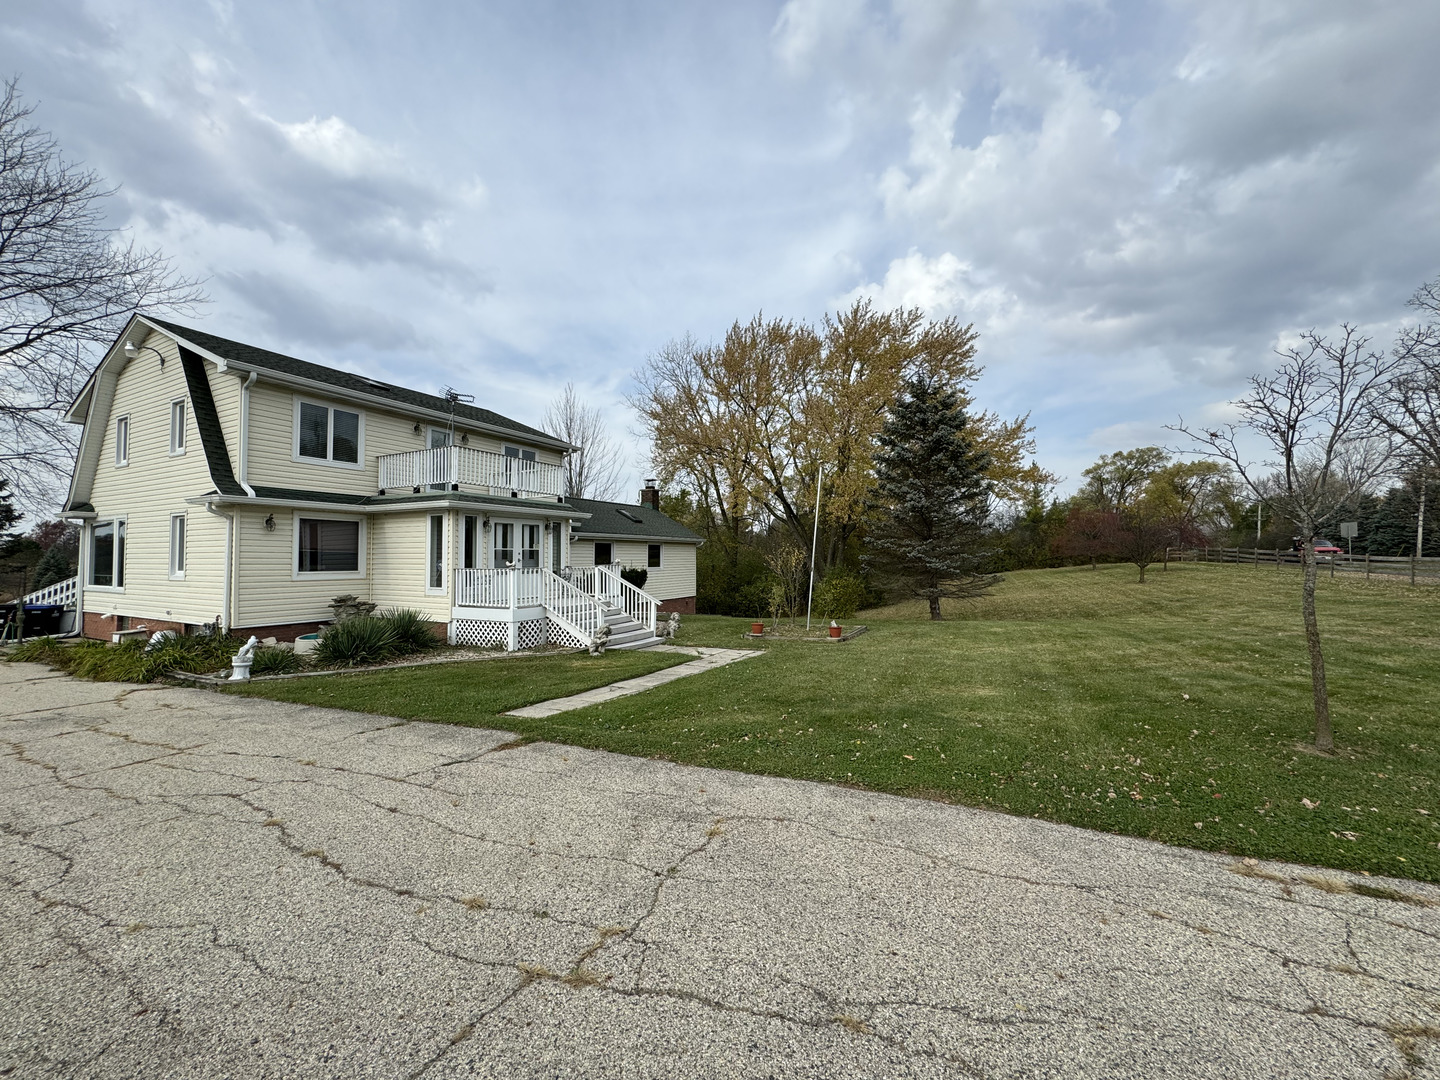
<box><xmin>441</xmin><ymin>386</ymin><xmax>475</xmax><ymax>441</ymax></box>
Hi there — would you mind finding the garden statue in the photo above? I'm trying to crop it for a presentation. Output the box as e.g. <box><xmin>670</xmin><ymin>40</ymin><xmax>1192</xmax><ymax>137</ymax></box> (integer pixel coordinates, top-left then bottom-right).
<box><xmin>229</xmin><ymin>635</ymin><xmax>259</xmax><ymax>681</ymax></box>
<box><xmin>664</xmin><ymin>611</ymin><xmax>680</xmax><ymax>639</ymax></box>
<box><xmin>588</xmin><ymin>624</ymin><xmax>611</xmax><ymax>656</ymax></box>
<box><xmin>144</xmin><ymin>629</ymin><xmax>177</xmax><ymax>652</ymax></box>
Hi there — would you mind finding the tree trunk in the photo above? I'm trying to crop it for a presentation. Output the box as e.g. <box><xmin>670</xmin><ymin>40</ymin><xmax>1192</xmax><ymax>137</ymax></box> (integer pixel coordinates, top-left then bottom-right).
<box><xmin>928</xmin><ymin>594</ymin><xmax>942</xmax><ymax>620</ymax></box>
<box><xmin>1301</xmin><ymin>546</ymin><xmax>1335</xmax><ymax>753</ymax></box>
<box><xmin>1090</xmin><ymin>556</ymin><xmax>1096</xmax><ymax>570</ymax></box>
<box><xmin>1136</xmin><ymin>562</ymin><xmax>1146</xmax><ymax>583</ymax></box>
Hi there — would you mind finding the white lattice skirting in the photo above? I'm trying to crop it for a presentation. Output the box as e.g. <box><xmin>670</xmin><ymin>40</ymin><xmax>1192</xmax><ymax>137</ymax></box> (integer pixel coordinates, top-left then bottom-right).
<box><xmin>452</xmin><ymin>617</ymin><xmax>576</xmax><ymax>651</ymax></box>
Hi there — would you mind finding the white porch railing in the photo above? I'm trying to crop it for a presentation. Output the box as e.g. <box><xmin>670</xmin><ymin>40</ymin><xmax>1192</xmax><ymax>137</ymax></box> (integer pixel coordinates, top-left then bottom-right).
<box><xmin>455</xmin><ymin>567</ymin><xmax>546</xmax><ymax>608</ymax></box>
<box><xmin>596</xmin><ymin>563</ymin><xmax>657</xmax><ymax>635</ymax></box>
<box><xmin>452</xmin><ymin>564</ymin><xmax>660</xmax><ymax>650</ymax></box>
<box><xmin>22</xmin><ymin>576</ymin><xmax>77</xmax><ymax>607</ymax></box>
<box><xmin>378</xmin><ymin>446</ymin><xmax>563</xmax><ymax>499</ymax></box>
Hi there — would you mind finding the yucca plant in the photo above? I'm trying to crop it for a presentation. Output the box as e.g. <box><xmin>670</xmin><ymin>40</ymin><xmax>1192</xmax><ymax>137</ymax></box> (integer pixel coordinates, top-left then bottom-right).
<box><xmin>313</xmin><ymin>618</ymin><xmax>398</xmax><ymax>667</ymax></box>
<box><xmin>377</xmin><ymin>608</ymin><xmax>439</xmax><ymax>655</ymax></box>
<box><xmin>251</xmin><ymin>646</ymin><xmax>305</xmax><ymax>676</ymax></box>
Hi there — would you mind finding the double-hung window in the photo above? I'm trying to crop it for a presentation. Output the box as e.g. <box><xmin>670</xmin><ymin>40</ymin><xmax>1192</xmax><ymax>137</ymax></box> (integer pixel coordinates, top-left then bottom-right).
<box><xmin>295</xmin><ymin>399</ymin><xmax>362</xmax><ymax>466</ymax></box>
<box><xmin>114</xmin><ymin>416</ymin><xmax>129</xmax><ymax>467</ymax></box>
<box><xmin>88</xmin><ymin>519</ymin><xmax>126</xmax><ymax>589</ymax></box>
<box><xmin>169</xmin><ymin>515</ymin><xmax>186</xmax><ymax>579</ymax></box>
<box><xmin>295</xmin><ymin>516</ymin><xmax>363</xmax><ymax>577</ymax></box>
<box><xmin>647</xmin><ymin>544</ymin><xmax>662</xmax><ymax>569</ymax></box>
<box><xmin>169</xmin><ymin>399</ymin><xmax>187</xmax><ymax>455</ymax></box>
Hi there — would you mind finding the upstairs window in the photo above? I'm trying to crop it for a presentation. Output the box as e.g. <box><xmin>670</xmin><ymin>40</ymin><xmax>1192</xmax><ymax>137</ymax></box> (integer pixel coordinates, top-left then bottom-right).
<box><xmin>295</xmin><ymin>399</ymin><xmax>362</xmax><ymax>466</ymax></box>
<box><xmin>114</xmin><ymin>416</ymin><xmax>129</xmax><ymax>466</ymax></box>
<box><xmin>170</xmin><ymin>399</ymin><xmax>187</xmax><ymax>455</ymax></box>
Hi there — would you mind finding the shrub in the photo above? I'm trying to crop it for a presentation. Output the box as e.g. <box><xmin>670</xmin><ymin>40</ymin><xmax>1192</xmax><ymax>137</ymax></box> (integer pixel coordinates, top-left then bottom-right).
<box><xmin>251</xmin><ymin>646</ymin><xmax>305</xmax><ymax>676</ymax></box>
<box><xmin>313</xmin><ymin>618</ymin><xmax>398</xmax><ymax>667</ymax></box>
<box><xmin>620</xmin><ymin>567</ymin><xmax>649</xmax><ymax>590</ymax></box>
<box><xmin>377</xmin><ymin>608</ymin><xmax>439</xmax><ymax>653</ymax></box>
<box><xmin>6</xmin><ymin>632</ymin><xmax>238</xmax><ymax>682</ymax></box>
<box><xmin>814</xmin><ymin>571</ymin><xmax>867</xmax><ymax>621</ymax></box>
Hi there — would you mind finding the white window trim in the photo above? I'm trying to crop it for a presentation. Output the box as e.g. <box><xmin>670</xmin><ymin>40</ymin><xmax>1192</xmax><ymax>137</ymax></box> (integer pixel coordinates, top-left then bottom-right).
<box><xmin>426</xmin><ymin>513</ymin><xmax>448</xmax><ymax>594</ymax></box>
<box><xmin>647</xmin><ymin>543</ymin><xmax>663</xmax><ymax>569</ymax></box>
<box><xmin>87</xmin><ymin>516</ymin><xmax>127</xmax><ymax>593</ymax></box>
<box><xmin>291</xmin><ymin>396</ymin><xmax>366</xmax><ymax>470</ymax></box>
<box><xmin>291</xmin><ymin>511</ymin><xmax>367</xmax><ymax>581</ymax></box>
<box><xmin>169</xmin><ymin>398</ymin><xmax>187</xmax><ymax>456</ymax></box>
<box><xmin>169</xmin><ymin>514</ymin><xmax>187</xmax><ymax>580</ymax></box>
<box><xmin>114</xmin><ymin>415</ymin><xmax>130</xmax><ymax>467</ymax></box>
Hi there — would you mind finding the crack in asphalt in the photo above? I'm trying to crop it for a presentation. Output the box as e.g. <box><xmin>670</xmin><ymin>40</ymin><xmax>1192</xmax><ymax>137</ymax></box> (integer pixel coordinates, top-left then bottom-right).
<box><xmin>4</xmin><ymin>679</ymin><xmax>1439</xmax><ymax>1078</ymax></box>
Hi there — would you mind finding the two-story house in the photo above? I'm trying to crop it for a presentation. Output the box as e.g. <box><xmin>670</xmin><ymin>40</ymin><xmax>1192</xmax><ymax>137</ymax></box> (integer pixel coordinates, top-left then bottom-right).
<box><xmin>58</xmin><ymin>316</ymin><xmax>700</xmax><ymax>650</ymax></box>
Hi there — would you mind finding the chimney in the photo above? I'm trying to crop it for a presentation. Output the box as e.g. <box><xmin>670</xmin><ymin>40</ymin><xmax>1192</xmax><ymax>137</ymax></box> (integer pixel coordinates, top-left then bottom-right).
<box><xmin>640</xmin><ymin>479</ymin><xmax>659</xmax><ymax>510</ymax></box>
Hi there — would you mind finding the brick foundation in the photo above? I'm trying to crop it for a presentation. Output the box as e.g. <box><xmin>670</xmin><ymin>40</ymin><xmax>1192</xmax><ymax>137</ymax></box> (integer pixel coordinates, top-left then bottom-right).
<box><xmin>658</xmin><ymin>596</ymin><xmax>696</xmax><ymax>615</ymax></box>
<box><xmin>82</xmin><ymin>612</ymin><xmax>190</xmax><ymax>640</ymax></box>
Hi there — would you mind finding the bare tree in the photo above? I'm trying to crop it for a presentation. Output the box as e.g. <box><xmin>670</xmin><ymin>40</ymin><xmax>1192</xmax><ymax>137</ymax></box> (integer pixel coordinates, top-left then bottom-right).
<box><xmin>0</xmin><ymin>79</ymin><xmax>205</xmax><ymax>509</ymax></box>
<box><xmin>544</xmin><ymin>382</ymin><xmax>626</xmax><ymax>501</ymax></box>
<box><xmin>1175</xmin><ymin>325</ymin><xmax>1398</xmax><ymax>753</ymax></box>
<box><xmin>1377</xmin><ymin>278</ymin><xmax>1440</xmax><ymax>552</ymax></box>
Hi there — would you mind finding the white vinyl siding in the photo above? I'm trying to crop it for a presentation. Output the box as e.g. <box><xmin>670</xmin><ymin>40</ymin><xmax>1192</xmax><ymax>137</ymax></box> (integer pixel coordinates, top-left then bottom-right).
<box><xmin>567</xmin><ymin>538</ymin><xmax>696</xmax><ymax>602</ymax></box>
<box><xmin>84</xmin><ymin>330</ymin><xmax>226</xmax><ymax>626</ymax></box>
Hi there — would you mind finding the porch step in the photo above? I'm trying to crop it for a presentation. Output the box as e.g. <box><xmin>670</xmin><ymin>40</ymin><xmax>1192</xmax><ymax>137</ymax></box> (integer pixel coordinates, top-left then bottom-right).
<box><xmin>600</xmin><ymin>609</ymin><xmax>664</xmax><ymax>650</ymax></box>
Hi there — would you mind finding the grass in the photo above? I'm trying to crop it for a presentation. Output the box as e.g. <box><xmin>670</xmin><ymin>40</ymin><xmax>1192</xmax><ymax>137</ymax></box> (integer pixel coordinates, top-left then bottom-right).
<box><xmin>227</xmin><ymin>562</ymin><xmax>1440</xmax><ymax>881</ymax></box>
<box><xmin>225</xmin><ymin>648</ymin><xmax>690</xmax><ymax>717</ymax></box>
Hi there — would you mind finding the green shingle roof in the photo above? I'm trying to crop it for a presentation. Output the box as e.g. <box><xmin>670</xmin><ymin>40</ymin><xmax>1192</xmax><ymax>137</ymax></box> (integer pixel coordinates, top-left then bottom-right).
<box><xmin>146</xmin><ymin>318</ymin><xmax>564</xmax><ymax>448</ymax></box>
<box><xmin>567</xmin><ymin>497</ymin><xmax>701</xmax><ymax>542</ymax></box>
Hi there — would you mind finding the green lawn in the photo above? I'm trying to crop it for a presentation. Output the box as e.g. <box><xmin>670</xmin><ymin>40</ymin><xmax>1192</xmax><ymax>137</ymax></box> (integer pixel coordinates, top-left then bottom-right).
<box><xmin>225</xmin><ymin>648</ymin><xmax>689</xmax><ymax>718</ymax></box>
<box><xmin>231</xmin><ymin>563</ymin><xmax>1440</xmax><ymax>882</ymax></box>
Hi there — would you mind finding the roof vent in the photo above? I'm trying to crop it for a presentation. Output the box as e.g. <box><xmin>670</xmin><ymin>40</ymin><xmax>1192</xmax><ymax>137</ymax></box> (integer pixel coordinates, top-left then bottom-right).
<box><xmin>616</xmin><ymin>509</ymin><xmax>642</xmax><ymax>523</ymax></box>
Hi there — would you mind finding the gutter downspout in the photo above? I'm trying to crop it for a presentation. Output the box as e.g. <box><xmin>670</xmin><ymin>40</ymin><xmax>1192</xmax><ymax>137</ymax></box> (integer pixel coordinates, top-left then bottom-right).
<box><xmin>205</xmin><ymin>501</ymin><xmax>235</xmax><ymax>632</ymax></box>
<box><xmin>237</xmin><ymin>371</ymin><xmax>257</xmax><ymax>497</ymax></box>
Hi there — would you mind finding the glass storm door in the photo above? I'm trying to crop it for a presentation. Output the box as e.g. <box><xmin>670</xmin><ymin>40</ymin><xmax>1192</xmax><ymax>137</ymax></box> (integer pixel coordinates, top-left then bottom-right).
<box><xmin>428</xmin><ymin>428</ymin><xmax>451</xmax><ymax>490</ymax></box>
<box><xmin>519</xmin><ymin>523</ymin><xmax>540</xmax><ymax>568</ymax></box>
<box><xmin>493</xmin><ymin>523</ymin><xmax>514</xmax><ymax>567</ymax></box>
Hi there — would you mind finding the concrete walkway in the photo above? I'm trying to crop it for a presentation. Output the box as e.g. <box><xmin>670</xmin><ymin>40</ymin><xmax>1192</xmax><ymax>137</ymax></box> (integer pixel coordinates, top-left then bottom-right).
<box><xmin>2</xmin><ymin>660</ymin><xmax>1438</xmax><ymax>1079</ymax></box>
<box><xmin>504</xmin><ymin>646</ymin><xmax>760</xmax><ymax>718</ymax></box>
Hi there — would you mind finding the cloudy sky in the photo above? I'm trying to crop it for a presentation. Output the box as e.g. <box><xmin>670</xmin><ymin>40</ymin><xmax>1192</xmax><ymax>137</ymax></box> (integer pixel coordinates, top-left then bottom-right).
<box><xmin>7</xmin><ymin>0</ymin><xmax>1440</xmax><ymax>502</ymax></box>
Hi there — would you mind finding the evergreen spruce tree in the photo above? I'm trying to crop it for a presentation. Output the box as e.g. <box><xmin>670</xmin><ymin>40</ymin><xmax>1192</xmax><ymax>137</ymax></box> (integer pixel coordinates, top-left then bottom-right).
<box><xmin>865</xmin><ymin>376</ymin><xmax>997</xmax><ymax>619</ymax></box>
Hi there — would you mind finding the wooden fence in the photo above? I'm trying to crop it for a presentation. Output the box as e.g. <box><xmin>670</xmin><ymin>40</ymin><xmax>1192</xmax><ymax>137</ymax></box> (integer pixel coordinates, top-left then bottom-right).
<box><xmin>1166</xmin><ymin>547</ymin><xmax>1440</xmax><ymax>586</ymax></box>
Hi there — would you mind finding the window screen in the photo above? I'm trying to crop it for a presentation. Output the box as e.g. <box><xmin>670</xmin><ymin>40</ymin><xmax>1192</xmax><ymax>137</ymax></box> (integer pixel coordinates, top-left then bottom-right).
<box><xmin>297</xmin><ymin>518</ymin><xmax>360</xmax><ymax>573</ymax></box>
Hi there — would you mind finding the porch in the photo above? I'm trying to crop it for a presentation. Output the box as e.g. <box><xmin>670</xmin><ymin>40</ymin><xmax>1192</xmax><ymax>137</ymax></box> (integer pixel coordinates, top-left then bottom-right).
<box><xmin>377</xmin><ymin>446</ymin><xmax>564</xmax><ymax>500</ymax></box>
<box><xmin>449</xmin><ymin>564</ymin><xmax>664</xmax><ymax>652</ymax></box>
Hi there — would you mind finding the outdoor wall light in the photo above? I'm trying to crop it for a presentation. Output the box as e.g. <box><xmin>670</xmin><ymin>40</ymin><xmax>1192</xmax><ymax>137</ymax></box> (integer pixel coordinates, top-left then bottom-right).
<box><xmin>460</xmin><ymin>433</ymin><xmax>469</xmax><ymax>444</ymax></box>
<box><xmin>263</xmin><ymin>514</ymin><xmax>276</xmax><ymax>532</ymax></box>
<box><xmin>413</xmin><ymin>422</ymin><xmax>422</xmax><ymax>434</ymax></box>
<box><xmin>123</xmin><ymin>340</ymin><xmax>167</xmax><ymax>368</ymax></box>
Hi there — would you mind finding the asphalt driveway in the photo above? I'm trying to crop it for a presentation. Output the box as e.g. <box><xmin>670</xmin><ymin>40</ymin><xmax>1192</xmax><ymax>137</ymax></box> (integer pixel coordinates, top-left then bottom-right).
<box><xmin>2</xmin><ymin>660</ymin><xmax>1438</xmax><ymax>1079</ymax></box>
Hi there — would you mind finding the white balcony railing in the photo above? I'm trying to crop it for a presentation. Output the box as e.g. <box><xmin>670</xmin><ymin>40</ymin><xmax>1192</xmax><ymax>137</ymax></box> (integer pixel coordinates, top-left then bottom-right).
<box><xmin>377</xmin><ymin>446</ymin><xmax>564</xmax><ymax>500</ymax></box>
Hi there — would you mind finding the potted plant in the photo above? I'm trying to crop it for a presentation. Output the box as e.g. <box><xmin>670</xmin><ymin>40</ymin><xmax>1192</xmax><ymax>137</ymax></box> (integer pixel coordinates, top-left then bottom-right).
<box><xmin>750</xmin><ymin>619</ymin><xmax>765</xmax><ymax>636</ymax></box>
<box><xmin>828</xmin><ymin>620</ymin><xmax>843</xmax><ymax>639</ymax></box>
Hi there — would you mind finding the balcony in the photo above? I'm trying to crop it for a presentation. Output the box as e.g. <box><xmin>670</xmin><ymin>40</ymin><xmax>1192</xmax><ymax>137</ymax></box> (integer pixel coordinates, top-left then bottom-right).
<box><xmin>377</xmin><ymin>446</ymin><xmax>564</xmax><ymax>500</ymax></box>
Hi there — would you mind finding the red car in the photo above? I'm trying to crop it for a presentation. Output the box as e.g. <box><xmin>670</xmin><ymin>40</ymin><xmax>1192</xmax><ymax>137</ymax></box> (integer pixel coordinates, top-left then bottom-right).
<box><xmin>1292</xmin><ymin>539</ymin><xmax>1343</xmax><ymax>560</ymax></box>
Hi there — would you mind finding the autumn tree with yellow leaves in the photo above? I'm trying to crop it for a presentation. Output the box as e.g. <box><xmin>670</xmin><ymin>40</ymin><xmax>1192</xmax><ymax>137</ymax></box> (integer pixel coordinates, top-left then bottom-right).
<box><xmin>630</xmin><ymin>300</ymin><xmax>1052</xmax><ymax>586</ymax></box>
